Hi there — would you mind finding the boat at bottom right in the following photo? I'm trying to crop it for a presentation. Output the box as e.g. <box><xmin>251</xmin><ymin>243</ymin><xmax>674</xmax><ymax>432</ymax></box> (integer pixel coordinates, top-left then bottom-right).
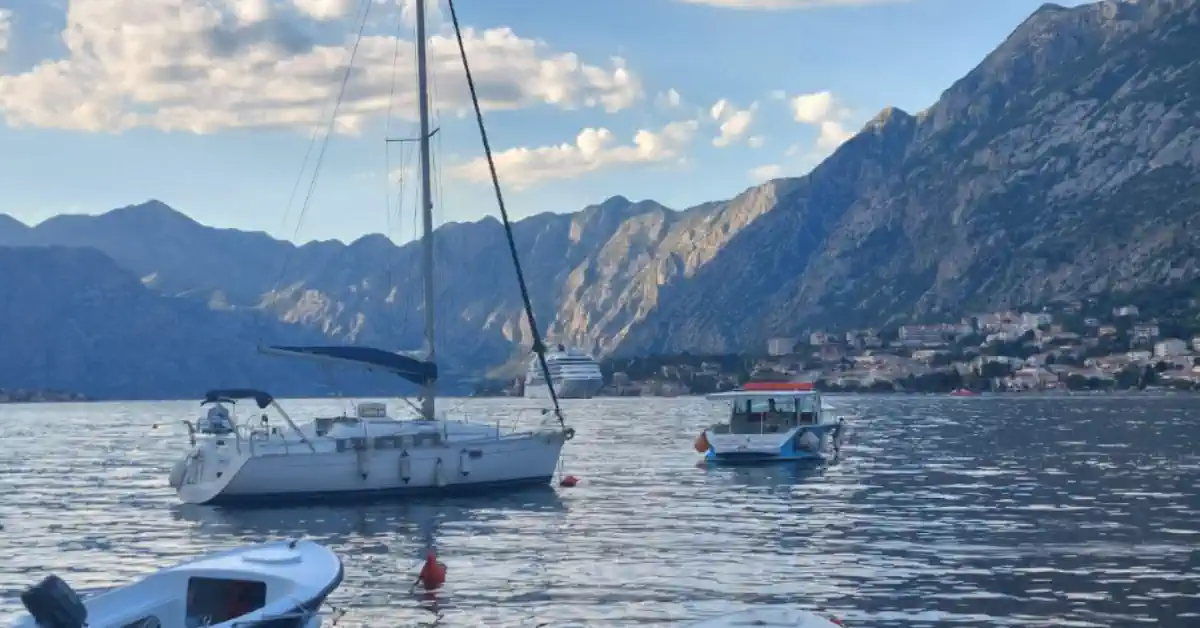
<box><xmin>694</xmin><ymin>381</ymin><xmax>849</xmax><ymax>464</ymax></box>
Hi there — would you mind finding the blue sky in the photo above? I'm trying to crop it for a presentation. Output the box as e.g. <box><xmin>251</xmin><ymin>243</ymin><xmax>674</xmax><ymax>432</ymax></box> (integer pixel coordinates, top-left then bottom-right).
<box><xmin>0</xmin><ymin>0</ymin><xmax>1088</xmax><ymax>244</ymax></box>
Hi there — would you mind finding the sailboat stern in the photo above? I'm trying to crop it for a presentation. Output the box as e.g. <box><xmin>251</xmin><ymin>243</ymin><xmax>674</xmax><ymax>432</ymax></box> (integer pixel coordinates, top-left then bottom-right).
<box><xmin>175</xmin><ymin>445</ymin><xmax>252</xmax><ymax>505</ymax></box>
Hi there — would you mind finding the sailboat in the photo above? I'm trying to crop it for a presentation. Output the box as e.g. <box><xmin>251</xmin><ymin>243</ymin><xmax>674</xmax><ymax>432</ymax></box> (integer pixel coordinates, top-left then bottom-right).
<box><xmin>167</xmin><ymin>0</ymin><xmax>575</xmax><ymax>506</ymax></box>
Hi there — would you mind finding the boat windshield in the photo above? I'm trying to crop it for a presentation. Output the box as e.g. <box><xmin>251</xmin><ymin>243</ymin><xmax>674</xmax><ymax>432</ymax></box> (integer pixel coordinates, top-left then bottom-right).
<box><xmin>734</xmin><ymin>395</ymin><xmax>817</xmax><ymax>414</ymax></box>
<box><xmin>186</xmin><ymin>577</ymin><xmax>267</xmax><ymax>624</ymax></box>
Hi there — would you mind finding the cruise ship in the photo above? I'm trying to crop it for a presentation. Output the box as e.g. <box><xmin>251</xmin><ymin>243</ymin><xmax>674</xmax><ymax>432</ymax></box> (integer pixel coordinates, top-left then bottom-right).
<box><xmin>524</xmin><ymin>345</ymin><xmax>605</xmax><ymax>399</ymax></box>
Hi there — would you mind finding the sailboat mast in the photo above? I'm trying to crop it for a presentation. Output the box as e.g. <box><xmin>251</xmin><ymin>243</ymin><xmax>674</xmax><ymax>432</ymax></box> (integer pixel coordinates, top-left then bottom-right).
<box><xmin>414</xmin><ymin>0</ymin><xmax>436</xmax><ymax>420</ymax></box>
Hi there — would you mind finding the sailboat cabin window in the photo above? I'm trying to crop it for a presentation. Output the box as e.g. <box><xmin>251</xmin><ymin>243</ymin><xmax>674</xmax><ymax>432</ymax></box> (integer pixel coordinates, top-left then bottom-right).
<box><xmin>186</xmin><ymin>577</ymin><xmax>267</xmax><ymax>625</ymax></box>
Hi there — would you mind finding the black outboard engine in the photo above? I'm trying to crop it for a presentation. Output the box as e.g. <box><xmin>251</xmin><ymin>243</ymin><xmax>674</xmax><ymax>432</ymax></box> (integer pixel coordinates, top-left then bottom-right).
<box><xmin>20</xmin><ymin>575</ymin><xmax>87</xmax><ymax>628</ymax></box>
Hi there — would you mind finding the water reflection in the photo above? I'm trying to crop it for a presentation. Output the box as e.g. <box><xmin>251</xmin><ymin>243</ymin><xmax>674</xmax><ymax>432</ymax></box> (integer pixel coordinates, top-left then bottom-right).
<box><xmin>172</xmin><ymin>485</ymin><xmax>567</xmax><ymax>540</ymax></box>
<box><xmin>1</xmin><ymin>395</ymin><xmax>1198</xmax><ymax>626</ymax></box>
<box><xmin>698</xmin><ymin>459</ymin><xmax>831</xmax><ymax>489</ymax></box>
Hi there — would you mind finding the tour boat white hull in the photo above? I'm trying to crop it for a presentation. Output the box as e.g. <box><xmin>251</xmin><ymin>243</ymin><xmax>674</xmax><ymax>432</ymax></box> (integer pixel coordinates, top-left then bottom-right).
<box><xmin>704</xmin><ymin>425</ymin><xmax>839</xmax><ymax>463</ymax></box>
<box><xmin>174</xmin><ymin>430</ymin><xmax>567</xmax><ymax>506</ymax></box>
<box><xmin>524</xmin><ymin>378</ymin><xmax>603</xmax><ymax>399</ymax></box>
<box><xmin>10</xmin><ymin>539</ymin><xmax>343</xmax><ymax>628</ymax></box>
<box><xmin>686</xmin><ymin>606</ymin><xmax>844</xmax><ymax>627</ymax></box>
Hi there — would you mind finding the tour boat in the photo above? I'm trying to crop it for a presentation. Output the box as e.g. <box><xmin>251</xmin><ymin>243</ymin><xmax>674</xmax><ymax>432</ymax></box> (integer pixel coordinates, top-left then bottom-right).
<box><xmin>694</xmin><ymin>381</ymin><xmax>849</xmax><ymax>463</ymax></box>
<box><xmin>10</xmin><ymin>539</ymin><xmax>343</xmax><ymax>628</ymax></box>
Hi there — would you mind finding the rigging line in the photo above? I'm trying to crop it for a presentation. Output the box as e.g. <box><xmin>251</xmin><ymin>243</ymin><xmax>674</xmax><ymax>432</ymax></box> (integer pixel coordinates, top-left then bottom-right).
<box><xmin>445</xmin><ymin>0</ymin><xmax>566</xmax><ymax>428</ymax></box>
<box><xmin>291</xmin><ymin>0</ymin><xmax>374</xmax><ymax>264</ymax></box>
<box><xmin>267</xmin><ymin>0</ymin><xmax>373</xmax><ymax>304</ymax></box>
<box><xmin>384</xmin><ymin>2</ymin><xmax>406</xmax><ymax>349</ymax></box>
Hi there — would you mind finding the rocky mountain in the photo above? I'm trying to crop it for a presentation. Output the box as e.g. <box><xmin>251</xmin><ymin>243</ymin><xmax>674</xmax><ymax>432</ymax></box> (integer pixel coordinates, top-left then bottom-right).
<box><xmin>0</xmin><ymin>192</ymin><xmax>772</xmax><ymax>376</ymax></box>
<box><xmin>0</xmin><ymin>246</ymin><xmax>372</xmax><ymax>400</ymax></box>
<box><xmin>4</xmin><ymin>0</ymin><xmax>1198</xmax><ymax>396</ymax></box>
<box><xmin>622</xmin><ymin>0</ymin><xmax>1200</xmax><ymax>353</ymax></box>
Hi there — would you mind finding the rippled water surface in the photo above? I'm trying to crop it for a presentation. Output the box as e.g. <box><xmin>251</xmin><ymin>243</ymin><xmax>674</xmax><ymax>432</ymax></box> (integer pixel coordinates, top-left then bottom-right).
<box><xmin>1</xmin><ymin>395</ymin><xmax>1198</xmax><ymax>626</ymax></box>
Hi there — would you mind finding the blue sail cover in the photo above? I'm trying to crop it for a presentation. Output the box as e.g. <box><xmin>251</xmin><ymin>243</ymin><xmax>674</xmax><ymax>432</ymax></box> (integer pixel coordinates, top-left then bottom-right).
<box><xmin>202</xmin><ymin>388</ymin><xmax>275</xmax><ymax>409</ymax></box>
<box><xmin>267</xmin><ymin>345</ymin><xmax>438</xmax><ymax>387</ymax></box>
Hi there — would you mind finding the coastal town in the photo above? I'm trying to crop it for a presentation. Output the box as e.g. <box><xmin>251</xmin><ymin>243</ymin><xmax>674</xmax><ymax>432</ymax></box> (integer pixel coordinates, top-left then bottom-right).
<box><xmin>596</xmin><ymin>298</ymin><xmax>1200</xmax><ymax>396</ymax></box>
<box><xmin>0</xmin><ymin>388</ymin><xmax>88</xmax><ymax>403</ymax></box>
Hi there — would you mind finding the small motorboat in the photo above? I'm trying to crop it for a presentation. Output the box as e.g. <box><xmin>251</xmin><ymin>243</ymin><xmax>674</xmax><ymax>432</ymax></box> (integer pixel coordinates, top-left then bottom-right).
<box><xmin>686</xmin><ymin>606</ymin><xmax>845</xmax><ymax>627</ymax></box>
<box><xmin>11</xmin><ymin>539</ymin><xmax>344</xmax><ymax>628</ymax></box>
<box><xmin>695</xmin><ymin>381</ymin><xmax>849</xmax><ymax>464</ymax></box>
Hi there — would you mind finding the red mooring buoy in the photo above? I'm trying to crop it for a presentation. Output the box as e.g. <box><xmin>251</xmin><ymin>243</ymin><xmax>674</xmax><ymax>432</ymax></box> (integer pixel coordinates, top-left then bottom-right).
<box><xmin>416</xmin><ymin>549</ymin><xmax>446</xmax><ymax>591</ymax></box>
<box><xmin>559</xmin><ymin>475</ymin><xmax>579</xmax><ymax>488</ymax></box>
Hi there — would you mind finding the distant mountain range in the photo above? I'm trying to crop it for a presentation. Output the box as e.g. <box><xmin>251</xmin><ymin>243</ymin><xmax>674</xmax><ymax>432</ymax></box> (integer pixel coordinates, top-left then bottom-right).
<box><xmin>3</xmin><ymin>0</ymin><xmax>1199</xmax><ymax>399</ymax></box>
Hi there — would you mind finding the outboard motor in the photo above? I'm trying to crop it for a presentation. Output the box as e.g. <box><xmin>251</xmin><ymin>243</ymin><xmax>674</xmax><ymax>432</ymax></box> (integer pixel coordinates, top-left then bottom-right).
<box><xmin>20</xmin><ymin>575</ymin><xmax>87</xmax><ymax>628</ymax></box>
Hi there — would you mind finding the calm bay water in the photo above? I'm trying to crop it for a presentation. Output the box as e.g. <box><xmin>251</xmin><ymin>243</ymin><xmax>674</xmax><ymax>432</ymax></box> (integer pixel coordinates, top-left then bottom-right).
<box><xmin>0</xmin><ymin>395</ymin><xmax>1197</xmax><ymax>626</ymax></box>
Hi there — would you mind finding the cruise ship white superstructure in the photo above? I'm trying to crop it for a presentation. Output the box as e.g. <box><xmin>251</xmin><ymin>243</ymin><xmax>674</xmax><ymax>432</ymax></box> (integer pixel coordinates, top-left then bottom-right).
<box><xmin>524</xmin><ymin>345</ymin><xmax>604</xmax><ymax>399</ymax></box>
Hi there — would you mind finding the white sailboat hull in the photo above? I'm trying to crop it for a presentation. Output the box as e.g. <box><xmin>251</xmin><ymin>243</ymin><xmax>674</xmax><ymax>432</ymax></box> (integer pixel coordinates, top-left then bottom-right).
<box><xmin>176</xmin><ymin>429</ymin><xmax>566</xmax><ymax>506</ymax></box>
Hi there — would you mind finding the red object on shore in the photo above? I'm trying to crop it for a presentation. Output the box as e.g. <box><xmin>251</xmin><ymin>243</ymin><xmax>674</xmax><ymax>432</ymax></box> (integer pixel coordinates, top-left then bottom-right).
<box><xmin>949</xmin><ymin>388</ymin><xmax>979</xmax><ymax>397</ymax></box>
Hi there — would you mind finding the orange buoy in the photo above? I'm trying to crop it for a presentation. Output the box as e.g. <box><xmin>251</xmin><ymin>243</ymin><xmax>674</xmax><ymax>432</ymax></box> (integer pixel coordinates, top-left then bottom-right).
<box><xmin>417</xmin><ymin>550</ymin><xmax>446</xmax><ymax>591</ymax></box>
<box><xmin>559</xmin><ymin>475</ymin><xmax>579</xmax><ymax>487</ymax></box>
<box><xmin>694</xmin><ymin>431</ymin><xmax>710</xmax><ymax>453</ymax></box>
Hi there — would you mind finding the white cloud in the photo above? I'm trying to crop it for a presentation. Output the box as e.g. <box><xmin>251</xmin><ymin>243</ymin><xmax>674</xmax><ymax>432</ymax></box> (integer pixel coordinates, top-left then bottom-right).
<box><xmin>294</xmin><ymin>0</ymin><xmax>356</xmax><ymax>21</ymax></box>
<box><xmin>229</xmin><ymin>0</ymin><xmax>272</xmax><ymax>23</ymax></box>
<box><xmin>0</xmin><ymin>9</ymin><xmax>11</xmax><ymax>54</ymax></box>
<box><xmin>449</xmin><ymin>119</ymin><xmax>700</xmax><ymax>190</ymax></box>
<box><xmin>747</xmin><ymin>91</ymin><xmax>858</xmax><ymax>180</ymax></box>
<box><xmin>748</xmin><ymin>135</ymin><xmax>765</xmax><ymax>148</ymax></box>
<box><xmin>656</xmin><ymin>88</ymin><xmax>683</xmax><ymax>109</ymax></box>
<box><xmin>398</xmin><ymin>0</ymin><xmax>443</xmax><ymax>28</ymax></box>
<box><xmin>709</xmin><ymin>98</ymin><xmax>757</xmax><ymax>148</ymax></box>
<box><xmin>791</xmin><ymin>90</ymin><xmax>853</xmax><ymax>150</ymax></box>
<box><xmin>792</xmin><ymin>90</ymin><xmax>835</xmax><ymax>124</ymax></box>
<box><xmin>0</xmin><ymin>0</ymin><xmax>642</xmax><ymax>134</ymax></box>
<box><xmin>748</xmin><ymin>163</ymin><xmax>784</xmax><ymax>181</ymax></box>
<box><xmin>677</xmin><ymin>0</ymin><xmax>904</xmax><ymax>9</ymax></box>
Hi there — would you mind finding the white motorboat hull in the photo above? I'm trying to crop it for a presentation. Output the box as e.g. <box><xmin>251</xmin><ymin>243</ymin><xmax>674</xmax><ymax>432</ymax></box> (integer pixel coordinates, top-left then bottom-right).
<box><xmin>524</xmin><ymin>378</ymin><xmax>603</xmax><ymax>399</ymax></box>
<box><xmin>686</xmin><ymin>606</ymin><xmax>844</xmax><ymax>627</ymax></box>
<box><xmin>704</xmin><ymin>425</ymin><xmax>839</xmax><ymax>463</ymax></box>
<box><xmin>10</xmin><ymin>539</ymin><xmax>343</xmax><ymax>628</ymax></box>
<box><xmin>176</xmin><ymin>429</ymin><xmax>567</xmax><ymax>506</ymax></box>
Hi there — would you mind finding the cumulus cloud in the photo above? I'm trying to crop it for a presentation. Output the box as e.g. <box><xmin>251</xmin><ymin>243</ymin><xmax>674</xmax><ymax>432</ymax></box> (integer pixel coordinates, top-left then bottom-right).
<box><xmin>0</xmin><ymin>9</ymin><xmax>11</xmax><ymax>54</ymax></box>
<box><xmin>748</xmin><ymin>163</ymin><xmax>784</xmax><ymax>181</ymax></box>
<box><xmin>709</xmin><ymin>98</ymin><xmax>756</xmax><ymax>148</ymax></box>
<box><xmin>0</xmin><ymin>0</ymin><xmax>642</xmax><ymax>134</ymax></box>
<box><xmin>293</xmin><ymin>0</ymin><xmax>357</xmax><ymax>21</ymax></box>
<box><xmin>677</xmin><ymin>0</ymin><xmax>904</xmax><ymax>9</ymax></box>
<box><xmin>746</xmin><ymin>90</ymin><xmax>857</xmax><ymax>180</ymax></box>
<box><xmin>791</xmin><ymin>90</ymin><xmax>853</xmax><ymax>150</ymax></box>
<box><xmin>398</xmin><ymin>0</ymin><xmax>444</xmax><ymax>28</ymax></box>
<box><xmin>448</xmin><ymin>119</ymin><xmax>700</xmax><ymax>190</ymax></box>
<box><xmin>656</xmin><ymin>88</ymin><xmax>683</xmax><ymax>110</ymax></box>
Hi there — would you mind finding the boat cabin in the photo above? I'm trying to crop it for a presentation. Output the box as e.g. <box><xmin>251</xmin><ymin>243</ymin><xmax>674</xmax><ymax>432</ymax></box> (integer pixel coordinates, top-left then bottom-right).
<box><xmin>706</xmin><ymin>382</ymin><xmax>826</xmax><ymax>435</ymax></box>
